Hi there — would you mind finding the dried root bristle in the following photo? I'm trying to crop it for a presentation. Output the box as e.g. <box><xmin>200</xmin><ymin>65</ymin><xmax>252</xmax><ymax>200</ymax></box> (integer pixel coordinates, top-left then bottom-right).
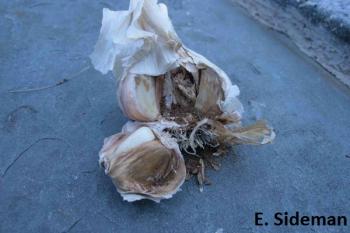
<box><xmin>165</xmin><ymin>118</ymin><xmax>230</xmax><ymax>189</ymax></box>
<box><xmin>165</xmin><ymin>118</ymin><xmax>274</xmax><ymax>189</ymax></box>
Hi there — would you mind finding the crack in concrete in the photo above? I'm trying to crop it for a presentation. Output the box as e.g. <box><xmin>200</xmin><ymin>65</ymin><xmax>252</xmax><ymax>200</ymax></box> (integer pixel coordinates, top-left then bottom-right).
<box><xmin>61</xmin><ymin>217</ymin><xmax>83</xmax><ymax>233</ymax></box>
<box><xmin>2</xmin><ymin>137</ymin><xmax>71</xmax><ymax>177</ymax></box>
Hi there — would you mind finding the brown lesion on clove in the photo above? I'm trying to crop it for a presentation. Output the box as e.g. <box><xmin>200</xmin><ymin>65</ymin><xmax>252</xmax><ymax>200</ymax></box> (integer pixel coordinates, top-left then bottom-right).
<box><xmin>110</xmin><ymin>140</ymin><xmax>185</xmax><ymax>196</ymax></box>
<box><xmin>157</xmin><ymin>66</ymin><xmax>225</xmax><ymax>124</ymax></box>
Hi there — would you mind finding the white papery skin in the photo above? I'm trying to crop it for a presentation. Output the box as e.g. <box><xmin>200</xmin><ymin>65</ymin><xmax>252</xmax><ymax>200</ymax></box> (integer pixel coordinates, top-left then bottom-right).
<box><xmin>90</xmin><ymin>0</ymin><xmax>180</xmax><ymax>77</ymax></box>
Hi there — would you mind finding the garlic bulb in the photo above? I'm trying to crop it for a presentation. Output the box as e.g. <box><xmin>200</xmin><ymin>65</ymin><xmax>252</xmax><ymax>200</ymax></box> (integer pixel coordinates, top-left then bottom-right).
<box><xmin>91</xmin><ymin>0</ymin><xmax>275</xmax><ymax>202</ymax></box>
<box><xmin>99</xmin><ymin>126</ymin><xmax>186</xmax><ymax>202</ymax></box>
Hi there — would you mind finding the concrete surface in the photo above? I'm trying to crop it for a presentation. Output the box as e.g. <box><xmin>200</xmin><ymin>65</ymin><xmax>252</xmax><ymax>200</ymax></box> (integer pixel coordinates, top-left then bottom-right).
<box><xmin>233</xmin><ymin>0</ymin><xmax>350</xmax><ymax>87</ymax></box>
<box><xmin>272</xmin><ymin>0</ymin><xmax>350</xmax><ymax>42</ymax></box>
<box><xmin>1</xmin><ymin>0</ymin><xmax>350</xmax><ymax>233</ymax></box>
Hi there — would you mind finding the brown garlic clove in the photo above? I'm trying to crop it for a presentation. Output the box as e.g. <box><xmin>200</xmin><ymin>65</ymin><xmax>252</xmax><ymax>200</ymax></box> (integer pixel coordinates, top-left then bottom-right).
<box><xmin>99</xmin><ymin>127</ymin><xmax>186</xmax><ymax>202</ymax></box>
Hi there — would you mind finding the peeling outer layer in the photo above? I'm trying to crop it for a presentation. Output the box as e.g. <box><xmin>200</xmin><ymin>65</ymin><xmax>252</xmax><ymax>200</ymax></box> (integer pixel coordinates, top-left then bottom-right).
<box><xmin>90</xmin><ymin>0</ymin><xmax>244</xmax><ymax>122</ymax></box>
<box><xmin>208</xmin><ymin>119</ymin><xmax>276</xmax><ymax>145</ymax></box>
<box><xmin>90</xmin><ymin>0</ymin><xmax>181</xmax><ymax>78</ymax></box>
<box><xmin>99</xmin><ymin>125</ymin><xmax>186</xmax><ymax>202</ymax></box>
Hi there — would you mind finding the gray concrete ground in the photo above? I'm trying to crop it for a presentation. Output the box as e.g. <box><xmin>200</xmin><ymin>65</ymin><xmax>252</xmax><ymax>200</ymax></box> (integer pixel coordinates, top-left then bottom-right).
<box><xmin>233</xmin><ymin>0</ymin><xmax>350</xmax><ymax>88</ymax></box>
<box><xmin>273</xmin><ymin>0</ymin><xmax>350</xmax><ymax>42</ymax></box>
<box><xmin>1</xmin><ymin>0</ymin><xmax>350</xmax><ymax>232</ymax></box>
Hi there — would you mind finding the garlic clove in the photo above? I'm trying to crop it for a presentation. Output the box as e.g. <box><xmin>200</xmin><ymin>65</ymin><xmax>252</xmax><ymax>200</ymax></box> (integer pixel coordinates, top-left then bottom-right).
<box><xmin>99</xmin><ymin>126</ymin><xmax>186</xmax><ymax>202</ymax></box>
<box><xmin>119</xmin><ymin>74</ymin><xmax>160</xmax><ymax>121</ymax></box>
<box><xmin>194</xmin><ymin>67</ymin><xmax>224</xmax><ymax>115</ymax></box>
<box><xmin>110</xmin><ymin>140</ymin><xmax>185</xmax><ymax>201</ymax></box>
<box><xmin>179</xmin><ymin>47</ymin><xmax>244</xmax><ymax>122</ymax></box>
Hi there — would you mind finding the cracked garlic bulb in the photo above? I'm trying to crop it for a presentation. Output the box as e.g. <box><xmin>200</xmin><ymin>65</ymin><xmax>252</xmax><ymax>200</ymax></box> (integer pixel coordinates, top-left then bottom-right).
<box><xmin>91</xmin><ymin>0</ymin><xmax>275</xmax><ymax>202</ymax></box>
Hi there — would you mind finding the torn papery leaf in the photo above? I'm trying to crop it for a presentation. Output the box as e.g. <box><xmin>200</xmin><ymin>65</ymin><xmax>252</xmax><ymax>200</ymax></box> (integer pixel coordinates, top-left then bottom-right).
<box><xmin>90</xmin><ymin>0</ymin><xmax>181</xmax><ymax>77</ymax></box>
<box><xmin>91</xmin><ymin>0</ymin><xmax>275</xmax><ymax>202</ymax></box>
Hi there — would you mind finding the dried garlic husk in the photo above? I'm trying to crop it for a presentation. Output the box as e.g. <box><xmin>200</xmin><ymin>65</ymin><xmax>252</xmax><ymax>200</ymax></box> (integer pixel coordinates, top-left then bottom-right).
<box><xmin>99</xmin><ymin>126</ymin><xmax>186</xmax><ymax>202</ymax></box>
<box><xmin>91</xmin><ymin>0</ymin><xmax>275</xmax><ymax>202</ymax></box>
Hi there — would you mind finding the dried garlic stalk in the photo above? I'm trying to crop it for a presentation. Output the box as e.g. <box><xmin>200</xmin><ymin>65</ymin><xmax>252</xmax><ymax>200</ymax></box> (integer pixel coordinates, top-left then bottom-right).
<box><xmin>91</xmin><ymin>0</ymin><xmax>275</xmax><ymax>202</ymax></box>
